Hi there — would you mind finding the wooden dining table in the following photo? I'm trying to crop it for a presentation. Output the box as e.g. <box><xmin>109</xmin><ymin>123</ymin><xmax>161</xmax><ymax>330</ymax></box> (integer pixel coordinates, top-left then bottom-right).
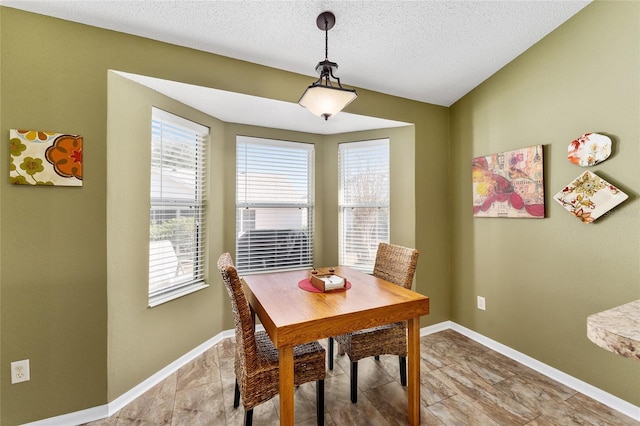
<box><xmin>241</xmin><ymin>266</ymin><xmax>430</xmax><ymax>425</ymax></box>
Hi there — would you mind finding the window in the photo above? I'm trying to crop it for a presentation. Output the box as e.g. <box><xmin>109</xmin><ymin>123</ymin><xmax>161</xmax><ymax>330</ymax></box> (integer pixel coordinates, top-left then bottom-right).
<box><xmin>236</xmin><ymin>136</ymin><xmax>314</xmax><ymax>273</ymax></box>
<box><xmin>339</xmin><ymin>139</ymin><xmax>390</xmax><ymax>273</ymax></box>
<box><xmin>149</xmin><ymin>108</ymin><xmax>208</xmax><ymax>305</ymax></box>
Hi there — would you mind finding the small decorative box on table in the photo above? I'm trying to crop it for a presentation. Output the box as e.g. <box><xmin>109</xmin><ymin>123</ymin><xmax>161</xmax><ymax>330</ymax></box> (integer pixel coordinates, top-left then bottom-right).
<box><xmin>310</xmin><ymin>273</ymin><xmax>347</xmax><ymax>292</ymax></box>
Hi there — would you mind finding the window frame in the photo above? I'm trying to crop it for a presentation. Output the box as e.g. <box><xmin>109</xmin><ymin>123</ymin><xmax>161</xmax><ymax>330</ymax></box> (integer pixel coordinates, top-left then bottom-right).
<box><xmin>148</xmin><ymin>107</ymin><xmax>209</xmax><ymax>306</ymax></box>
<box><xmin>338</xmin><ymin>138</ymin><xmax>390</xmax><ymax>273</ymax></box>
<box><xmin>235</xmin><ymin>136</ymin><xmax>315</xmax><ymax>274</ymax></box>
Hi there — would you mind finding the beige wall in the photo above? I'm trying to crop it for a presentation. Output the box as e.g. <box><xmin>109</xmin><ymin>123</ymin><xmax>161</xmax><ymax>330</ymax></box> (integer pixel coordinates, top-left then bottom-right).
<box><xmin>0</xmin><ymin>7</ymin><xmax>446</xmax><ymax>424</ymax></box>
<box><xmin>450</xmin><ymin>0</ymin><xmax>640</xmax><ymax>406</ymax></box>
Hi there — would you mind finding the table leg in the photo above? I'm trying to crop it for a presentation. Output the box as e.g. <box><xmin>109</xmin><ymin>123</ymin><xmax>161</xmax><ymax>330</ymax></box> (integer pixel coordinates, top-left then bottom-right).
<box><xmin>407</xmin><ymin>317</ymin><xmax>421</xmax><ymax>425</ymax></box>
<box><xmin>279</xmin><ymin>345</ymin><xmax>295</xmax><ymax>425</ymax></box>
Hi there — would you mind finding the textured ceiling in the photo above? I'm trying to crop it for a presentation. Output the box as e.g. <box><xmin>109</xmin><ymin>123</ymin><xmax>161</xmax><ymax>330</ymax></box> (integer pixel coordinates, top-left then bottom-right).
<box><xmin>1</xmin><ymin>0</ymin><xmax>591</xmax><ymax>133</ymax></box>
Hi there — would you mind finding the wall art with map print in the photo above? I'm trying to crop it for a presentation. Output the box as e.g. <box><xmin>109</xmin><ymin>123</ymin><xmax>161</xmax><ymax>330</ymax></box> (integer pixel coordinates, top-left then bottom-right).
<box><xmin>472</xmin><ymin>145</ymin><xmax>544</xmax><ymax>218</ymax></box>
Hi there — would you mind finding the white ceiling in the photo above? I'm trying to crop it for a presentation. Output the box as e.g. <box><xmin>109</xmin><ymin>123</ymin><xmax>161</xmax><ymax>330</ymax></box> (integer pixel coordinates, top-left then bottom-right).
<box><xmin>114</xmin><ymin>71</ymin><xmax>411</xmax><ymax>135</ymax></box>
<box><xmin>1</xmin><ymin>0</ymin><xmax>591</xmax><ymax>134</ymax></box>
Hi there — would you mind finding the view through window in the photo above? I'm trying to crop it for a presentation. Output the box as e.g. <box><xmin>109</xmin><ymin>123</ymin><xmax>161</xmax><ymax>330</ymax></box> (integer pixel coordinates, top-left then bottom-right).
<box><xmin>236</xmin><ymin>136</ymin><xmax>314</xmax><ymax>273</ymax></box>
<box><xmin>149</xmin><ymin>108</ymin><xmax>208</xmax><ymax>304</ymax></box>
<box><xmin>339</xmin><ymin>139</ymin><xmax>390</xmax><ymax>272</ymax></box>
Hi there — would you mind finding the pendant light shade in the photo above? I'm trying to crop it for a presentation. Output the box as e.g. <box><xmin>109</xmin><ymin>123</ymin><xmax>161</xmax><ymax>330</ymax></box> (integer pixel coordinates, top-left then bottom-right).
<box><xmin>299</xmin><ymin>85</ymin><xmax>357</xmax><ymax>120</ymax></box>
<box><xmin>298</xmin><ymin>12</ymin><xmax>357</xmax><ymax>120</ymax></box>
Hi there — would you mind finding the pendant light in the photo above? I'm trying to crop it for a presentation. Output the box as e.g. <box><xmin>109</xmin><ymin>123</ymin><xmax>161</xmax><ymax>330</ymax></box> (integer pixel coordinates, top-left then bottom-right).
<box><xmin>298</xmin><ymin>11</ymin><xmax>357</xmax><ymax>120</ymax></box>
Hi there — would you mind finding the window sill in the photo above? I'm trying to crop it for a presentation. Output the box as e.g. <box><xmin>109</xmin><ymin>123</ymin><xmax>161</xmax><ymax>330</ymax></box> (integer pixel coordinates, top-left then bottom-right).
<box><xmin>148</xmin><ymin>282</ymin><xmax>209</xmax><ymax>308</ymax></box>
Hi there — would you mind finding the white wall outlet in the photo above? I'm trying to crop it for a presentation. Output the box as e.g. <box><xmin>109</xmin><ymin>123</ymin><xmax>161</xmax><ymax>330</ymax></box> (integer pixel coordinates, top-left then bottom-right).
<box><xmin>11</xmin><ymin>359</ymin><xmax>30</xmax><ymax>384</ymax></box>
<box><xmin>477</xmin><ymin>296</ymin><xmax>486</xmax><ymax>310</ymax></box>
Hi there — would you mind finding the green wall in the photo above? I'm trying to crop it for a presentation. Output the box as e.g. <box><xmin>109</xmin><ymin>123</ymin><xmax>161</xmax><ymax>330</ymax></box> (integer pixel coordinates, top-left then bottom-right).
<box><xmin>450</xmin><ymin>0</ymin><xmax>639</xmax><ymax>406</ymax></box>
<box><xmin>4</xmin><ymin>2</ymin><xmax>635</xmax><ymax>424</ymax></box>
<box><xmin>106</xmin><ymin>72</ymin><xmax>228</xmax><ymax>399</ymax></box>
<box><xmin>0</xmin><ymin>7</ymin><xmax>447</xmax><ymax>424</ymax></box>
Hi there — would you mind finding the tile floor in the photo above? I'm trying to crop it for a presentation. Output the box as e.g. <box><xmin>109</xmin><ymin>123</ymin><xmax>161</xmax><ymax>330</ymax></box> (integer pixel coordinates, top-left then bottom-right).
<box><xmin>84</xmin><ymin>330</ymin><xmax>638</xmax><ymax>425</ymax></box>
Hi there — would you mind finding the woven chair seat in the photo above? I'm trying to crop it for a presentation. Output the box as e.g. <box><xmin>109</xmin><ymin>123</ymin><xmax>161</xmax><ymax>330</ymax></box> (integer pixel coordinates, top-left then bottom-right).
<box><xmin>240</xmin><ymin>330</ymin><xmax>326</xmax><ymax>409</ymax></box>
<box><xmin>334</xmin><ymin>321</ymin><xmax>407</xmax><ymax>362</ymax></box>
<box><xmin>328</xmin><ymin>243</ymin><xmax>419</xmax><ymax>403</ymax></box>
<box><xmin>218</xmin><ymin>252</ymin><xmax>326</xmax><ymax>425</ymax></box>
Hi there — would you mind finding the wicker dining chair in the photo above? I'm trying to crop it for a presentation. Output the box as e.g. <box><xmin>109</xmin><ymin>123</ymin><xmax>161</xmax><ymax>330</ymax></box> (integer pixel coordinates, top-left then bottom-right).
<box><xmin>217</xmin><ymin>253</ymin><xmax>326</xmax><ymax>426</ymax></box>
<box><xmin>329</xmin><ymin>242</ymin><xmax>419</xmax><ymax>403</ymax></box>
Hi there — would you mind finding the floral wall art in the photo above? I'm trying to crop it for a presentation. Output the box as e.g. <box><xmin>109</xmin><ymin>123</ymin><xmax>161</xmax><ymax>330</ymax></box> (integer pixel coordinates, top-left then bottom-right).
<box><xmin>567</xmin><ymin>132</ymin><xmax>612</xmax><ymax>167</ymax></box>
<box><xmin>554</xmin><ymin>171</ymin><xmax>627</xmax><ymax>224</ymax></box>
<box><xmin>472</xmin><ymin>145</ymin><xmax>544</xmax><ymax>218</ymax></box>
<box><xmin>9</xmin><ymin>129</ymin><xmax>83</xmax><ymax>186</ymax></box>
<box><xmin>553</xmin><ymin>132</ymin><xmax>626</xmax><ymax>223</ymax></box>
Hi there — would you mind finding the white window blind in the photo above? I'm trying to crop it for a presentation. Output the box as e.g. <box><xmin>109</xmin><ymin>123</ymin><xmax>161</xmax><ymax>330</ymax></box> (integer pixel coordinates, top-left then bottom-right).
<box><xmin>339</xmin><ymin>139</ymin><xmax>390</xmax><ymax>273</ymax></box>
<box><xmin>236</xmin><ymin>136</ymin><xmax>314</xmax><ymax>273</ymax></box>
<box><xmin>149</xmin><ymin>108</ymin><xmax>208</xmax><ymax>305</ymax></box>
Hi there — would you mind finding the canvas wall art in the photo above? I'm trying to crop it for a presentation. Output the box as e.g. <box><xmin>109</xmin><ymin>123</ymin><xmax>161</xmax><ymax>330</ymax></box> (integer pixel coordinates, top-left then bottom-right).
<box><xmin>9</xmin><ymin>129</ymin><xmax>83</xmax><ymax>186</ymax></box>
<box><xmin>472</xmin><ymin>145</ymin><xmax>544</xmax><ymax>218</ymax></box>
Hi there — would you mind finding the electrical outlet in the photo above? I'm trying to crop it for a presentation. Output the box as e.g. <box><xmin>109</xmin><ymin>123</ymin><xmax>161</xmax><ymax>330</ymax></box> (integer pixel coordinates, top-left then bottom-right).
<box><xmin>477</xmin><ymin>296</ymin><xmax>486</xmax><ymax>310</ymax></box>
<box><xmin>11</xmin><ymin>359</ymin><xmax>30</xmax><ymax>384</ymax></box>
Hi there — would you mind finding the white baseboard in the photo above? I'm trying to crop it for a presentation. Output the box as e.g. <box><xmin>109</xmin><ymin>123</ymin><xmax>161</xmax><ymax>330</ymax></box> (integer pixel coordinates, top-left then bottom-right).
<box><xmin>419</xmin><ymin>320</ymin><xmax>452</xmax><ymax>336</ymax></box>
<box><xmin>22</xmin><ymin>330</ymin><xmax>233</xmax><ymax>426</ymax></box>
<box><xmin>106</xmin><ymin>329</ymin><xmax>235</xmax><ymax>416</ymax></box>
<box><xmin>422</xmin><ymin>321</ymin><xmax>640</xmax><ymax>422</ymax></box>
<box><xmin>24</xmin><ymin>322</ymin><xmax>639</xmax><ymax>424</ymax></box>
<box><xmin>20</xmin><ymin>406</ymin><xmax>109</xmax><ymax>426</ymax></box>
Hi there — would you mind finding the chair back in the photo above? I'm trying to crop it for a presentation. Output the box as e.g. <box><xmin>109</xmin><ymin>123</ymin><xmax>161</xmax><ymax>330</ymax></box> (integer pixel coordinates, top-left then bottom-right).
<box><xmin>373</xmin><ymin>242</ymin><xmax>419</xmax><ymax>289</ymax></box>
<box><xmin>217</xmin><ymin>253</ymin><xmax>259</xmax><ymax>379</ymax></box>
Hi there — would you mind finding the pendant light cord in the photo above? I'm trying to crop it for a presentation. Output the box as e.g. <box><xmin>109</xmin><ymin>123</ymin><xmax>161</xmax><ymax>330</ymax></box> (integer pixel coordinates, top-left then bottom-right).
<box><xmin>324</xmin><ymin>17</ymin><xmax>329</xmax><ymax>61</ymax></box>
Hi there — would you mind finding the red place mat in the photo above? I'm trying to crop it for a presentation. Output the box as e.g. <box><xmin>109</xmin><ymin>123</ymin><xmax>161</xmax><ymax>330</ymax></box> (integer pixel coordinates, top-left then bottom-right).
<box><xmin>298</xmin><ymin>278</ymin><xmax>352</xmax><ymax>293</ymax></box>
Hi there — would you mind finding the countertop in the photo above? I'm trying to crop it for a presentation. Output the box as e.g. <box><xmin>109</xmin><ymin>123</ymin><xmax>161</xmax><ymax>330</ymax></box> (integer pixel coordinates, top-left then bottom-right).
<box><xmin>587</xmin><ymin>299</ymin><xmax>640</xmax><ymax>361</ymax></box>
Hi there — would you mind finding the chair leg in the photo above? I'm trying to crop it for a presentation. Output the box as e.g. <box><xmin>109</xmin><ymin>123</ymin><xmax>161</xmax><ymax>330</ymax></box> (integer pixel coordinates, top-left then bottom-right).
<box><xmin>244</xmin><ymin>408</ymin><xmax>253</xmax><ymax>426</ymax></box>
<box><xmin>234</xmin><ymin>378</ymin><xmax>241</xmax><ymax>408</ymax></box>
<box><xmin>350</xmin><ymin>361</ymin><xmax>358</xmax><ymax>403</ymax></box>
<box><xmin>328</xmin><ymin>337</ymin><xmax>334</xmax><ymax>370</ymax></box>
<box><xmin>399</xmin><ymin>356</ymin><xmax>407</xmax><ymax>386</ymax></box>
<box><xmin>316</xmin><ymin>379</ymin><xmax>325</xmax><ymax>426</ymax></box>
